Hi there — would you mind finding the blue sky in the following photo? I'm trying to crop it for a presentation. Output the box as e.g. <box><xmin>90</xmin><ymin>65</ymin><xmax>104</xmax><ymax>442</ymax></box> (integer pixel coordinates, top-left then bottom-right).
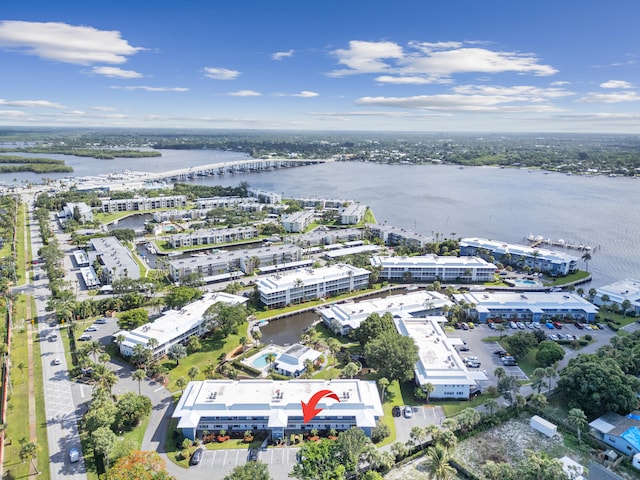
<box><xmin>1</xmin><ymin>0</ymin><xmax>639</xmax><ymax>132</ymax></box>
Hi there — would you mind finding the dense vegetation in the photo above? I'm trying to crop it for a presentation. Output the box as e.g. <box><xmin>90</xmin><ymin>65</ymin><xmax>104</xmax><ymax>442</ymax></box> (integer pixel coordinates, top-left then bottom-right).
<box><xmin>2</xmin><ymin>128</ymin><xmax>640</xmax><ymax>176</ymax></box>
<box><xmin>0</xmin><ymin>155</ymin><xmax>73</xmax><ymax>173</ymax></box>
<box><xmin>0</xmin><ymin>146</ymin><xmax>161</xmax><ymax>159</ymax></box>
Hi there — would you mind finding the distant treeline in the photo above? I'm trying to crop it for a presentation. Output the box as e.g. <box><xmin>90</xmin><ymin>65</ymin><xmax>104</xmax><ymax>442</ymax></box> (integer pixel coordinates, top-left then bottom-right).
<box><xmin>0</xmin><ymin>147</ymin><xmax>161</xmax><ymax>159</ymax></box>
<box><xmin>0</xmin><ymin>155</ymin><xmax>73</xmax><ymax>173</ymax></box>
<box><xmin>172</xmin><ymin>182</ymin><xmax>249</xmax><ymax>200</ymax></box>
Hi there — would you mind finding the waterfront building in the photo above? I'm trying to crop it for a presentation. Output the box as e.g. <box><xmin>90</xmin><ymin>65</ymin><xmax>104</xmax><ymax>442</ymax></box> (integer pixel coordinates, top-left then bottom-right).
<box><xmin>365</xmin><ymin>223</ymin><xmax>433</xmax><ymax>249</ymax></box>
<box><xmin>153</xmin><ymin>209</ymin><xmax>208</xmax><ymax>222</ymax></box>
<box><xmin>115</xmin><ymin>292</ymin><xmax>246</xmax><ymax>358</ymax></box>
<box><xmin>248</xmin><ymin>189</ymin><xmax>282</xmax><ymax>204</ymax></box>
<box><xmin>289</xmin><ymin>197</ymin><xmax>348</xmax><ymax>209</ymax></box>
<box><xmin>593</xmin><ymin>279</ymin><xmax>640</xmax><ymax>316</ymax></box>
<box><xmin>340</xmin><ymin>202</ymin><xmax>367</xmax><ymax>225</ymax></box>
<box><xmin>168</xmin><ymin>244</ymin><xmax>302</xmax><ymax>283</ymax></box>
<box><xmin>101</xmin><ymin>195</ymin><xmax>186</xmax><ymax>213</ymax></box>
<box><xmin>172</xmin><ymin>379</ymin><xmax>383</xmax><ymax>440</ymax></box>
<box><xmin>195</xmin><ymin>196</ymin><xmax>244</xmax><ymax>209</ymax></box>
<box><xmin>285</xmin><ymin>226</ymin><xmax>363</xmax><ymax>247</ymax></box>
<box><xmin>319</xmin><ymin>290</ymin><xmax>453</xmax><ymax>335</ymax></box>
<box><xmin>79</xmin><ymin>266</ymin><xmax>100</xmax><ymax>289</ymax></box>
<box><xmin>281</xmin><ymin>210</ymin><xmax>315</xmax><ymax>233</ymax></box>
<box><xmin>167</xmin><ymin>226</ymin><xmax>259</xmax><ymax>248</ymax></box>
<box><xmin>89</xmin><ymin>236</ymin><xmax>140</xmax><ymax>284</ymax></box>
<box><xmin>59</xmin><ymin>202</ymin><xmax>93</xmax><ymax>224</ymax></box>
<box><xmin>459</xmin><ymin>237</ymin><xmax>579</xmax><ymax>276</ymax></box>
<box><xmin>371</xmin><ymin>255</ymin><xmax>496</xmax><ymax>283</ymax></box>
<box><xmin>256</xmin><ymin>264</ymin><xmax>370</xmax><ymax>308</ymax></box>
<box><xmin>324</xmin><ymin>244</ymin><xmax>383</xmax><ymax>260</ymax></box>
<box><xmin>395</xmin><ymin>316</ymin><xmax>480</xmax><ymax>399</ymax></box>
<box><xmin>452</xmin><ymin>291</ymin><xmax>598</xmax><ymax>323</ymax></box>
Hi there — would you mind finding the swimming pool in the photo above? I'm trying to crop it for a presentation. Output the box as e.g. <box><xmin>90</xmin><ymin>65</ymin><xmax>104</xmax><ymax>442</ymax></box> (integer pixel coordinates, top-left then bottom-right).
<box><xmin>515</xmin><ymin>279</ymin><xmax>537</xmax><ymax>286</ymax></box>
<box><xmin>252</xmin><ymin>353</ymin><xmax>270</xmax><ymax>368</ymax></box>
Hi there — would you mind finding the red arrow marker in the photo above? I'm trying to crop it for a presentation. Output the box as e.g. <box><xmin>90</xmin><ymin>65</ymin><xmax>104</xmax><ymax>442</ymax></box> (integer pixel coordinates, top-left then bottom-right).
<box><xmin>301</xmin><ymin>389</ymin><xmax>340</xmax><ymax>423</ymax></box>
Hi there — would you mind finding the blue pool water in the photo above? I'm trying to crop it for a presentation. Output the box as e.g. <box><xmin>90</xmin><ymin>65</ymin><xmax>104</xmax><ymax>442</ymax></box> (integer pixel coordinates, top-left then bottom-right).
<box><xmin>252</xmin><ymin>354</ymin><xmax>270</xmax><ymax>368</ymax></box>
<box><xmin>515</xmin><ymin>279</ymin><xmax>537</xmax><ymax>285</ymax></box>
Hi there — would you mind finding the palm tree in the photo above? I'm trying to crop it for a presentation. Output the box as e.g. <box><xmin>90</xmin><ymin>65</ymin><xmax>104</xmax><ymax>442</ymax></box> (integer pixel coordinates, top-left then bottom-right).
<box><xmin>410</xmin><ymin>426</ymin><xmax>427</xmax><ymax>449</ymax></box>
<box><xmin>87</xmin><ymin>340</ymin><xmax>104</xmax><ymax>363</ymax></box>
<box><xmin>265</xmin><ymin>352</ymin><xmax>277</xmax><ymax>372</ymax></box>
<box><xmin>175</xmin><ymin>376</ymin><xmax>187</xmax><ymax>393</ymax></box>
<box><xmin>528</xmin><ymin>393</ymin><xmax>547</xmax><ymax>411</ymax></box>
<box><xmin>581</xmin><ymin>251</ymin><xmax>592</xmax><ymax>272</ymax></box>
<box><xmin>377</xmin><ymin>377</ymin><xmax>389</xmax><ymax>400</ymax></box>
<box><xmin>493</xmin><ymin>367</ymin><xmax>506</xmax><ymax>379</ymax></box>
<box><xmin>19</xmin><ymin>441</ymin><xmax>40</xmax><ymax>475</ymax></box>
<box><xmin>188</xmin><ymin>366</ymin><xmax>200</xmax><ymax>381</ymax></box>
<box><xmin>423</xmin><ymin>444</ymin><xmax>456</xmax><ymax>480</ymax></box>
<box><xmin>203</xmin><ymin>363</ymin><xmax>216</xmax><ymax>380</ymax></box>
<box><xmin>423</xmin><ymin>382</ymin><xmax>435</xmax><ymax>403</ymax></box>
<box><xmin>483</xmin><ymin>398</ymin><xmax>498</xmax><ymax>416</ymax></box>
<box><xmin>567</xmin><ymin>408</ymin><xmax>588</xmax><ymax>444</ymax></box>
<box><xmin>132</xmin><ymin>369</ymin><xmax>146</xmax><ymax>395</ymax></box>
<box><xmin>92</xmin><ymin>364</ymin><xmax>118</xmax><ymax>394</ymax></box>
<box><xmin>544</xmin><ymin>366</ymin><xmax>557</xmax><ymax>393</ymax></box>
<box><xmin>239</xmin><ymin>336</ymin><xmax>248</xmax><ymax>352</ymax></box>
<box><xmin>327</xmin><ymin>338</ymin><xmax>341</xmax><ymax>366</ymax></box>
<box><xmin>531</xmin><ymin>368</ymin><xmax>547</xmax><ymax>394</ymax></box>
<box><xmin>342</xmin><ymin>361</ymin><xmax>360</xmax><ymax>379</ymax></box>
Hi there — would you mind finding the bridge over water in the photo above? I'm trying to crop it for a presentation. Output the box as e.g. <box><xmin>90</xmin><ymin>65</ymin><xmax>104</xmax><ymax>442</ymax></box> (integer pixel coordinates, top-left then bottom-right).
<box><xmin>143</xmin><ymin>157</ymin><xmax>334</xmax><ymax>182</ymax></box>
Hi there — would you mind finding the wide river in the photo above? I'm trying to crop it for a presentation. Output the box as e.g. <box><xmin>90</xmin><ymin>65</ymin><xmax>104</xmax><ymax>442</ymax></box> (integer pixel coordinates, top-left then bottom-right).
<box><xmin>2</xmin><ymin>149</ymin><xmax>638</xmax><ymax>289</ymax></box>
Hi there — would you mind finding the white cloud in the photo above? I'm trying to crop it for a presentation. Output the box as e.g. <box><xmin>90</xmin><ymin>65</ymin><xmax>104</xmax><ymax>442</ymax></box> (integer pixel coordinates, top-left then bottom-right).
<box><xmin>272</xmin><ymin>49</ymin><xmax>294</xmax><ymax>60</ymax></box>
<box><xmin>228</xmin><ymin>90</ymin><xmax>262</xmax><ymax>96</ymax></box>
<box><xmin>0</xmin><ymin>110</ymin><xmax>28</xmax><ymax>117</ymax></box>
<box><xmin>0</xmin><ymin>99</ymin><xmax>66</xmax><ymax>108</ymax></box>
<box><xmin>551</xmin><ymin>81</ymin><xmax>570</xmax><ymax>86</ymax></box>
<box><xmin>203</xmin><ymin>67</ymin><xmax>240</xmax><ymax>80</ymax></box>
<box><xmin>91</xmin><ymin>66</ymin><xmax>143</xmax><ymax>78</ymax></box>
<box><xmin>375</xmin><ymin>75</ymin><xmax>448</xmax><ymax>85</ymax></box>
<box><xmin>329</xmin><ymin>40</ymin><xmax>557</xmax><ymax>80</ymax></box>
<box><xmin>275</xmin><ymin>91</ymin><xmax>319</xmax><ymax>98</ymax></box>
<box><xmin>600</xmin><ymin>80</ymin><xmax>633</xmax><ymax>89</ymax></box>
<box><xmin>577</xmin><ymin>91</ymin><xmax>640</xmax><ymax>103</ymax></box>
<box><xmin>451</xmin><ymin>84</ymin><xmax>573</xmax><ymax>100</ymax></box>
<box><xmin>111</xmin><ymin>86</ymin><xmax>189</xmax><ymax>92</ymax></box>
<box><xmin>355</xmin><ymin>94</ymin><xmax>564</xmax><ymax>112</ymax></box>
<box><xmin>0</xmin><ymin>20</ymin><xmax>142</xmax><ymax>65</ymax></box>
<box><xmin>90</xmin><ymin>106</ymin><xmax>116</xmax><ymax>111</ymax></box>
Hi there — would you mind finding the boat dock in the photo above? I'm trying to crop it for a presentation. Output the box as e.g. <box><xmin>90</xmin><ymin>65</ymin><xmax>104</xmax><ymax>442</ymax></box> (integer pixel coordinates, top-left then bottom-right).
<box><xmin>525</xmin><ymin>234</ymin><xmax>600</xmax><ymax>252</ymax></box>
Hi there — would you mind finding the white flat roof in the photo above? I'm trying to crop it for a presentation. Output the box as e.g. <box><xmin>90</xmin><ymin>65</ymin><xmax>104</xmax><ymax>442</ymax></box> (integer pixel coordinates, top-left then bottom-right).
<box><xmin>371</xmin><ymin>254</ymin><xmax>495</xmax><ymax>268</ymax></box>
<box><xmin>395</xmin><ymin>316</ymin><xmax>477</xmax><ymax>387</ymax></box>
<box><xmin>119</xmin><ymin>292</ymin><xmax>246</xmax><ymax>350</ymax></box>
<box><xmin>460</xmin><ymin>237</ymin><xmax>579</xmax><ymax>263</ymax></box>
<box><xmin>453</xmin><ymin>291</ymin><xmax>598</xmax><ymax>314</ymax></box>
<box><xmin>173</xmin><ymin>379</ymin><xmax>383</xmax><ymax>428</ymax></box>
<box><xmin>257</xmin><ymin>263</ymin><xmax>370</xmax><ymax>293</ymax></box>
<box><xmin>319</xmin><ymin>290</ymin><xmax>452</xmax><ymax>332</ymax></box>
<box><xmin>596</xmin><ymin>279</ymin><xmax>640</xmax><ymax>303</ymax></box>
<box><xmin>324</xmin><ymin>245</ymin><xmax>382</xmax><ymax>258</ymax></box>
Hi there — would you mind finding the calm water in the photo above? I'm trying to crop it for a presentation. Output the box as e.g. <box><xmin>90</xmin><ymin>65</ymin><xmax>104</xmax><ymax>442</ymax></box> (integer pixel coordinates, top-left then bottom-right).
<box><xmin>3</xmin><ymin>149</ymin><xmax>638</xmax><ymax>288</ymax></box>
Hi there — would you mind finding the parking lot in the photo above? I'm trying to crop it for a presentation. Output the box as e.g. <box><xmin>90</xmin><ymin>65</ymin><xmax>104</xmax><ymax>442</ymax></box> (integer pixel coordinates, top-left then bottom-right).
<box><xmin>447</xmin><ymin>321</ymin><xmax>617</xmax><ymax>391</ymax></box>
<box><xmin>393</xmin><ymin>405</ymin><xmax>445</xmax><ymax>443</ymax></box>
<box><xmin>192</xmin><ymin>446</ymin><xmax>299</xmax><ymax>479</ymax></box>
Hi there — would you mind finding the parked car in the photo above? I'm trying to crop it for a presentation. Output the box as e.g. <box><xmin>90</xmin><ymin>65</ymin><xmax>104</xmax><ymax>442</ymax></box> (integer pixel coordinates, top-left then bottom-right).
<box><xmin>85</xmin><ymin>326</ymin><xmax>98</xmax><ymax>332</ymax></box>
<box><xmin>467</xmin><ymin>361</ymin><xmax>481</xmax><ymax>368</ymax></box>
<box><xmin>596</xmin><ymin>323</ymin><xmax>605</xmax><ymax>330</ymax></box>
<box><xmin>68</xmin><ymin>447</ymin><xmax>80</xmax><ymax>463</ymax></box>
<box><xmin>461</xmin><ymin>322</ymin><xmax>469</xmax><ymax>330</ymax></box>
<box><xmin>493</xmin><ymin>349</ymin><xmax>507</xmax><ymax>356</ymax></box>
<box><xmin>190</xmin><ymin>448</ymin><xmax>204</xmax><ymax>466</ymax></box>
<box><xmin>392</xmin><ymin>406</ymin><xmax>401</xmax><ymax>417</ymax></box>
<box><xmin>95</xmin><ymin>318</ymin><xmax>108</xmax><ymax>324</ymax></box>
<box><xmin>49</xmin><ymin>334</ymin><xmax>58</xmax><ymax>342</ymax></box>
<box><xmin>52</xmin><ymin>357</ymin><xmax>61</xmax><ymax>365</ymax></box>
<box><xmin>454</xmin><ymin>322</ymin><xmax>462</xmax><ymax>329</ymax></box>
<box><xmin>533</xmin><ymin>322</ymin><xmax>542</xmax><ymax>329</ymax></box>
<box><xmin>248</xmin><ymin>448</ymin><xmax>259</xmax><ymax>462</ymax></box>
<box><xmin>459</xmin><ymin>346</ymin><xmax>470</xmax><ymax>352</ymax></box>
<box><xmin>545</xmin><ymin>322</ymin><xmax>555</xmax><ymax>330</ymax></box>
<box><xmin>77</xmin><ymin>334</ymin><xmax>91</xmax><ymax>341</ymax></box>
<box><xmin>574</xmin><ymin>322</ymin><xmax>585</xmax><ymax>329</ymax></box>
<box><xmin>403</xmin><ymin>406</ymin><xmax>414</xmax><ymax>418</ymax></box>
<box><xmin>503</xmin><ymin>360</ymin><xmax>518</xmax><ymax>366</ymax></box>
<box><xmin>489</xmin><ymin>322</ymin><xmax>497</xmax><ymax>330</ymax></box>
<box><xmin>509</xmin><ymin>321</ymin><xmax>518</xmax><ymax>329</ymax></box>
<box><xmin>516</xmin><ymin>322</ymin><xmax>526</xmax><ymax>329</ymax></box>
<box><xmin>467</xmin><ymin>322</ymin><xmax>475</xmax><ymax>329</ymax></box>
<box><xmin>552</xmin><ymin>321</ymin><xmax>563</xmax><ymax>329</ymax></box>
<box><xmin>548</xmin><ymin>334</ymin><xmax>559</xmax><ymax>341</ymax></box>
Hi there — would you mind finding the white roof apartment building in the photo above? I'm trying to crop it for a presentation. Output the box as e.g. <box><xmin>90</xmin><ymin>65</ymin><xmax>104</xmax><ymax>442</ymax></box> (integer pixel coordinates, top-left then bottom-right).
<box><xmin>594</xmin><ymin>279</ymin><xmax>640</xmax><ymax>316</ymax></box>
<box><xmin>115</xmin><ymin>292</ymin><xmax>247</xmax><ymax>358</ymax></box>
<box><xmin>452</xmin><ymin>291</ymin><xmax>599</xmax><ymax>323</ymax></box>
<box><xmin>319</xmin><ymin>290</ymin><xmax>453</xmax><ymax>335</ymax></box>
<box><xmin>366</xmin><ymin>223</ymin><xmax>433</xmax><ymax>249</ymax></box>
<box><xmin>172</xmin><ymin>379</ymin><xmax>384</xmax><ymax>441</ymax></box>
<box><xmin>371</xmin><ymin>254</ymin><xmax>497</xmax><ymax>283</ymax></box>
<box><xmin>282</xmin><ymin>210</ymin><xmax>315</xmax><ymax>233</ymax></box>
<box><xmin>257</xmin><ymin>264</ymin><xmax>370</xmax><ymax>308</ymax></box>
<box><xmin>459</xmin><ymin>237</ymin><xmax>579</xmax><ymax>277</ymax></box>
<box><xmin>169</xmin><ymin>244</ymin><xmax>302</xmax><ymax>283</ymax></box>
<box><xmin>395</xmin><ymin>316</ymin><xmax>481</xmax><ymax>399</ymax></box>
<box><xmin>101</xmin><ymin>195</ymin><xmax>186</xmax><ymax>213</ymax></box>
<box><xmin>285</xmin><ymin>226</ymin><xmax>363</xmax><ymax>247</ymax></box>
<box><xmin>340</xmin><ymin>202</ymin><xmax>367</xmax><ymax>225</ymax></box>
<box><xmin>89</xmin><ymin>236</ymin><xmax>140</xmax><ymax>284</ymax></box>
<box><xmin>167</xmin><ymin>226</ymin><xmax>259</xmax><ymax>248</ymax></box>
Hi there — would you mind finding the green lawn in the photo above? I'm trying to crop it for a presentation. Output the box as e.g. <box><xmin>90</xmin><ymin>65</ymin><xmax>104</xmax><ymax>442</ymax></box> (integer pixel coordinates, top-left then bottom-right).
<box><xmin>542</xmin><ymin>270</ymin><xmax>590</xmax><ymax>286</ymax></box>
<box><xmin>436</xmin><ymin>394</ymin><xmax>498</xmax><ymax>417</ymax></box>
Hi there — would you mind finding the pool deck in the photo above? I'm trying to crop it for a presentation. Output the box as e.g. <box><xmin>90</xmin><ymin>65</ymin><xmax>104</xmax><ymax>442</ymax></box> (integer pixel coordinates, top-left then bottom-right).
<box><xmin>242</xmin><ymin>345</ymin><xmax>286</xmax><ymax>375</ymax></box>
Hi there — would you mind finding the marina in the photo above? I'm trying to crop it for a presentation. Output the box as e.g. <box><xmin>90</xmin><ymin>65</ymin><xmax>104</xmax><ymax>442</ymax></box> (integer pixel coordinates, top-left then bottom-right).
<box><xmin>525</xmin><ymin>233</ymin><xmax>599</xmax><ymax>252</ymax></box>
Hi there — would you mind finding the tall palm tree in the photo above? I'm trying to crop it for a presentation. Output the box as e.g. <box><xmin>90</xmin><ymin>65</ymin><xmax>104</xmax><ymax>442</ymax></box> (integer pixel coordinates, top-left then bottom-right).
<box><xmin>567</xmin><ymin>408</ymin><xmax>588</xmax><ymax>444</ymax></box>
<box><xmin>87</xmin><ymin>340</ymin><xmax>104</xmax><ymax>363</ymax></box>
<box><xmin>203</xmin><ymin>363</ymin><xmax>216</xmax><ymax>380</ymax></box>
<box><xmin>132</xmin><ymin>369</ymin><xmax>146</xmax><ymax>395</ymax></box>
<box><xmin>188</xmin><ymin>366</ymin><xmax>200</xmax><ymax>381</ymax></box>
<box><xmin>92</xmin><ymin>364</ymin><xmax>118</xmax><ymax>394</ymax></box>
<box><xmin>410</xmin><ymin>426</ymin><xmax>427</xmax><ymax>449</ymax></box>
<box><xmin>544</xmin><ymin>366</ymin><xmax>557</xmax><ymax>393</ymax></box>
<box><xmin>581</xmin><ymin>251</ymin><xmax>592</xmax><ymax>272</ymax></box>
<box><xmin>423</xmin><ymin>444</ymin><xmax>456</xmax><ymax>480</ymax></box>
<box><xmin>265</xmin><ymin>352</ymin><xmax>277</xmax><ymax>372</ymax></box>
<box><xmin>19</xmin><ymin>441</ymin><xmax>40</xmax><ymax>475</ymax></box>
<box><xmin>483</xmin><ymin>398</ymin><xmax>498</xmax><ymax>415</ymax></box>
<box><xmin>423</xmin><ymin>382</ymin><xmax>435</xmax><ymax>403</ymax></box>
<box><xmin>175</xmin><ymin>376</ymin><xmax>187</xmax><ymax>394</ymax></box>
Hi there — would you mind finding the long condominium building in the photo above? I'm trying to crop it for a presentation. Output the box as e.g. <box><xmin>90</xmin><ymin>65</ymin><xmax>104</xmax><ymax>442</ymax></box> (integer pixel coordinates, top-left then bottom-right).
<box><xmin>101</xmin><ymin>195</ymin><xmax>186</xmax><ymax>213</ymax></box>
<box><xmin>370</xmin><ymin>255</ymin><xmax>497</xmax><ymax>283</ymax></box>
<box><xmin>395</xmin><ymin>316</ymin><xmax>480</xmax><ymax>399</ymax></box>
<box><xmin>89</xmin><ymin>236</ymin><xmax>140</xmax><ymax>284</ymax></box>
<box><xmin>168</xmin><ymin>244</ymin><xmax>302</xmax><ymax>283</ymax></box>
<box><xmin>452</xmin><ymin>291</ymin><xmax>599</xmax><ymax>323</ymax></box>
<box><xmin>172</xmin><ymin>379</ymin><xmax>383</xmax><ymax>441</ymax></box>
<box><xmin>282</xmin><ymin>210</ymin><xmax>315</xmax><ymax>233</ymax></box>
<box><xmin>319</xmin><ymin>290</ymin><xmax>452</xmax><ymax>335</ymax></box>
<box><xmin>593</xmin><ymin>279</ymin><xmax>640</xmax><ymax>316</ymax></box>
<box><xmin>257</xmin><ymin>264</ymin><xmax>370</xmax><ymax>308</ymax></box>
<box><xmin>115</xmin><ymin>292</ymin><xmax>247</xmax><ymax>358</ymax></box>
<box><xmin>459</xmin><ymin>237</ymin><xmax>579</xmax><ymax>276</ymax></box>
<box><xmin>366</xmin><ymin>223</ymin><xmax>433</xmax><ymax>249</ymax></box>
<box><xmin>168</xmin><ymin>226</ymin><xmax>259</xmax><ymax>248</ymax></box>
<box><xmin>340</xmin><ymin>202</ymin><xmax>367</xmax><ymax>225</ymax></box>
